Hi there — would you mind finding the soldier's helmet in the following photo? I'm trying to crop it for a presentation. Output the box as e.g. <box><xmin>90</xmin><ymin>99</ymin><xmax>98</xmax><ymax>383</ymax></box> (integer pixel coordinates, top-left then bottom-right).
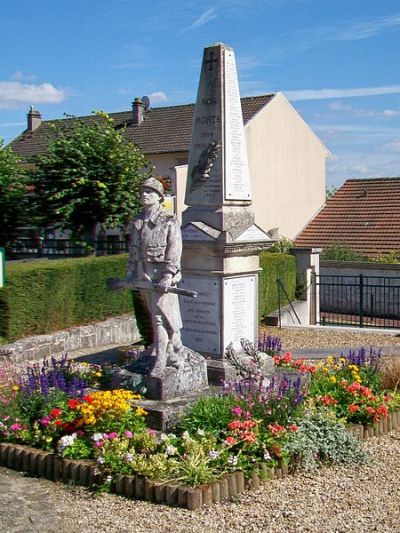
<box><xmin>140</xmin><ymin>177</ymin><xmax>165</xmax><ymax>201</ymax></box>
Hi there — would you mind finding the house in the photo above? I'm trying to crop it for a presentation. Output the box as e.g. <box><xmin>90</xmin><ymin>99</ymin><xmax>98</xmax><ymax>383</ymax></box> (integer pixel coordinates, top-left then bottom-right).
<box><xmin>294</xmin><ymin>177</ymin><xmax>400</xmax><ymax>257</ymax></box>
<box><xmin>9</xmin><ymin>93</ymin><xmax>329</xmax><ymax>240</ymax></box>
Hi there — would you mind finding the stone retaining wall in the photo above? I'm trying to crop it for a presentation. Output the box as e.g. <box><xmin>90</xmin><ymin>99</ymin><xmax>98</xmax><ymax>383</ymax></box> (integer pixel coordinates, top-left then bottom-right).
<box><xmin>1</xmin><ymin>409</ymin><xmax>399</xmax><ymax>510</ymax></box>
<box><xmin>0</xmin><ymin>315</ymin><xmax>140</xmax><ymax>365</ymax></box>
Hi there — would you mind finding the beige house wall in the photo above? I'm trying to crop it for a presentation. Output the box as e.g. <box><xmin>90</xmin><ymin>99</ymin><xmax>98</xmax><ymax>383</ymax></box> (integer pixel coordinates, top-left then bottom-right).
<box><xmin>244</xmin><ymin>93</ymin><xmax>329</xmax><ymax>239</ymax></box>
<box><xmin>149</xmin><ymin>94</ymin><xmax>329</xmax><ymax>238</ymax></box>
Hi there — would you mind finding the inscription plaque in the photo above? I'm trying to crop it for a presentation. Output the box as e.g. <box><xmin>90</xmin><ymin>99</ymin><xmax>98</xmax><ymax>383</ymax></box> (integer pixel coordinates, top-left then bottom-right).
<box><xmin>182</xmin><ymin>224</ymin><xmax>215</xmax><ymax>241</ymax></box>
<box><xmin>234</xmin><ymin>224</ymin><xmax>271</xmax><ymax>242</ymax></box>
<box><xmin>223</xmin><ymin>275</ymin><xmax>256</xmax><ymax>350</ymax></box>
<box><xmin>224</xmin><ymin>50</ymin><xmax>252</xmax><ymax>201</ymax></box>
<box><xmin>180</xmin><ymin>277</ymin><xmax>221</xmax><ymax>354</ymax></box>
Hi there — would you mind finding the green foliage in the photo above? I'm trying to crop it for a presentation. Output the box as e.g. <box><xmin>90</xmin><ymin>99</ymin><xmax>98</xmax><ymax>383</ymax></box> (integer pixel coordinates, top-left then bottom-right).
<box><xmin>0</xmin><ymin>138</ymin><xmax>29</xmax><ymax>248</ymax></box>
<box><xmin>0</xmin><ymin>255</ymin><xmax>134</xmax><ymax>342</ymax></box>
<box><xmin>284</xmin><ymin>411</ymin><xmax>367</xmax><ymax>470</ymax></box>
<box><xmin>370</xmin><ymin>251</ymin><xmax>400</xmax><ymax>264</ymax></box>
<box><xmin>258</xmin><ymin>252</ymin><xmax>296</xmax><ymax>319</ymax></box>
<box><xmin>268</xmin><ymin>236</ymin><xmax>294</xmax><ymax>254</ymax></box>
<box><xmin>178</xmin><ymin>395</ymin><xmax>238</xmax><ymax>436</ymax></box>
<box><xmin>321</xmin><ymin>242</ymin><xmax>368</xmax><ymax>262</ymax></box>
<box><xmin>29</xmin><ymin>112</ymin><xmax>152</xmax><ymax>240</ymax></box>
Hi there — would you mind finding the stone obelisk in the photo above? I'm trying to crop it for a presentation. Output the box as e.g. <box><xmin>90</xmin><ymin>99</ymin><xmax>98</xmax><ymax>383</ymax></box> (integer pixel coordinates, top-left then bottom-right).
<box><xmin>180</xmin><ymin>43</ymin><xmax>273</xmax><ymax>383</ymax></box>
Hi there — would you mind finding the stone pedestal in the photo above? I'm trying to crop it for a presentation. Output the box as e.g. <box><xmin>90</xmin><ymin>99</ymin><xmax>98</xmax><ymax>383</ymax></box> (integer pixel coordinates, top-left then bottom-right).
<box><xmin>125</xmin><ymin>347</ymin><xmax>208</xmax><ymax>401</ymax></box>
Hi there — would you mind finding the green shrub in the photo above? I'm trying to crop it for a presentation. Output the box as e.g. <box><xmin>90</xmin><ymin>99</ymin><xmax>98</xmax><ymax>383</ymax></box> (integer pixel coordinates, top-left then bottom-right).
<box><xmin>321</xmin><ymin>242</ymin><xmax>368</xmax><ymax>262</ymax></box>
<box><xmin>259</xmin><ymin>252</ymin><xmax>296</xmax><ymax>320</ymax></box>
<box><xmin>0</xmin><ymin>255</ymin><xmax>134</xmax><ymax>342</ymax></box>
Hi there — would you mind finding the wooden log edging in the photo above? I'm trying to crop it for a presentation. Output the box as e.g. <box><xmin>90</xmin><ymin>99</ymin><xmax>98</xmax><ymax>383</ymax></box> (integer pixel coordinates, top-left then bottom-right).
<box><xmin>1</xmin><ymin>409</ymin><xmax>399</xmax><ymax>510</ymax></box>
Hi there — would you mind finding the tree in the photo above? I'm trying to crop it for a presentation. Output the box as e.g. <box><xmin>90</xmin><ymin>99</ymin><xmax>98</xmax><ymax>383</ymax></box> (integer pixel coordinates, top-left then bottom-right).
<box><xmin>30</xmin><ymin>112</ymin><xmax>152</xmax><ymax>242</ymax></box>
<box><xmin>0</xmin><ymin>138</ymin><xmax>28</xmax><ymax>248</ymax></box>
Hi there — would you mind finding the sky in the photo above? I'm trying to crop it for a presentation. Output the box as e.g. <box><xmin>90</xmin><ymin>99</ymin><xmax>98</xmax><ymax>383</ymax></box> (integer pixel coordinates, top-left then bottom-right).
<box><xmin>1</xmin><ymin>0</ymin><xmax>399</xmax><ymax>187</ymax></box>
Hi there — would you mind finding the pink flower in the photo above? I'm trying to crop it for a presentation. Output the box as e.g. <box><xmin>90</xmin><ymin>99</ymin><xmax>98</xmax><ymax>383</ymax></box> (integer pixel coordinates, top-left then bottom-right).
<box><xmin>107</xmin><ymin>432</ymin><xmax>118</xmax><ymax>440</ymax></box>
<box><xmin>124</xmin><ymin>430</ymin><xmax>133</xmax><ymax>438</ymax></box>
<box><xmin>94</xmin><ymin>441</ymin><xmax>104</xmax><ymax>448</ymax></box>
<box><xmin>231</xmin><ymin>406</ymin><xmax>243</xmax><ymax>417</ymax></box>
<box><xmin>147</xmin><ymin>429</ymin><xmax>157</xmax><ymax>436</ymax></box>
<box><xmin>10</xmin><ymin>423</ymin><xmax>22</xmax><ymax>431</ymax></box>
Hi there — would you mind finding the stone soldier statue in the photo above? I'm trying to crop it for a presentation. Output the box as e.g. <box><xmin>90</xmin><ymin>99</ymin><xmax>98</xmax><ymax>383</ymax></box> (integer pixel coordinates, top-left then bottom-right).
<box><xmin>125</xmin><ymin>177</ymin><xmax>184</xmax><ymax>377</ymax></box>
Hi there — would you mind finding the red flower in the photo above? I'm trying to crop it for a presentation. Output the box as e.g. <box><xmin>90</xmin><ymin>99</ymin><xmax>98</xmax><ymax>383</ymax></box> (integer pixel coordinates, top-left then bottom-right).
<box><xmin>54</xmin><ymin>419</ymin><xmax>63</xmax><ymax>426</ymax></box>
<box><xmin>268</xmin><ymin>424</ymin><xmax>285</xmax><ymax>435</ymax></box>
<box><xmin>49</xmin><ymin>408</ymin><xmax>62</xmax><ymax>418</ymax></box>
<box><xmin>225</xmin><ymin>436</ymin><xmax>237</xmax><ymax>445</ymax></box>
<box><xmin>83</xmin><ymin>395</ymin><xmax>94</xmax><ymax>403</ymax></box>
<box><xmin>366</xmin><ymin>406</ymin><xmax>376</xmax><ymax>414</ymax></box>
<box><xmin>228</xmin><ymin>420</ymin><xmax>242</xmax><ymax>430</ymax></box>
<box><xmin>289</xmin><ymin>424</ymin><xmax>298</xmax><ymax>432</ymax></box>
<box><xmin>349</xmin><ymin>404</ymin><xmax>360</xmax><ymax>413</ymax></box>
<box><xmin>68</xmin><ymin>399</ymin><xmax>81</xmax><ymax>410</ymax></box>
<box><xmin>321</xmin><ymin>395</ymin><xmax>338</xmax><ymax>406</ymax></box>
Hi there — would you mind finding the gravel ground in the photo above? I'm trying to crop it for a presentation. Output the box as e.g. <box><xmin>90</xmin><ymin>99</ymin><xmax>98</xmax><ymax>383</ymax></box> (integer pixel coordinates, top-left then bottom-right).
<box><xmin>2</xmin><ymin>326</ymin><xmax>400</xmax><ymax>532</ymax></box>
<box><xmin>261</xmin><ymin>326</ymin><xmax>400</xmax><ymax>351</ymax></box>
<box><xmin>2</xmin><ymin>427</ymin><xmax>399</xmax><ymax>533</ymax></box>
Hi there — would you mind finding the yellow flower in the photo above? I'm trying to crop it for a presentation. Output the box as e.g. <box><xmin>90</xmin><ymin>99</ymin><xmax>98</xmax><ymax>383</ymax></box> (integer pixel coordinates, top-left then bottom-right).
<box><xmin>326</xmin><ymin>356</ymin><xmax>335</xmax><ymax>365</ymax></box>
<box><xmin>12</xmin><ymin>385</ymin><xmax>20</xmax><ymax>392</ymax></box>
<box><xmin>322</xmin><ymin>367</ymin><xmax>329</xmax><ymax>373</ymax></box>
<box><xmin>95</xmin><ymin>372</ymin><xmax>102</xmax><ymax>377</ymax></box>
<box><xmin>45</xmin><ymin>436</ymin><xmax>52</xmax><ymax>443</ymax></box>
<box><xmin>339</xmin><ymin>357</ymin><xmax>346</xmax><ymax>364</ymax></box>
<box><xmin>329</xmin><ymin>376</ymin><xmax>337</xmax><ymax>384</ymax></box>
<box><xmin>135</xmin><ymin>407</ymin><xmax>148</xmax><ymax>417</ymax></box>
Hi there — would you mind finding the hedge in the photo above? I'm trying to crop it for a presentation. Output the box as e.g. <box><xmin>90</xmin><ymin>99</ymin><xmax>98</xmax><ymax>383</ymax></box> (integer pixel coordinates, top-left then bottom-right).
<box><xmin>0</xmin><ymin>252</ymin><xmax>297</xmax><ymax>343</ymax></box>
<box><xmin>258</xmin><ymin>252</ymin><xmax>296</xmax><ymax>321</ymax></box>
<box><xmin>0</xmin><ymin>255</ymin><xmax>134</xmax><ymax>342</ymax></box>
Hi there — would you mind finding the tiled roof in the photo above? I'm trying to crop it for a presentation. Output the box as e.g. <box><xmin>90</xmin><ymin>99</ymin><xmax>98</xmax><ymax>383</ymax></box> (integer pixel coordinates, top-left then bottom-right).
<box><xmin>294</xmin><ymin>177</ymin><xmax>400</xmax><ymax>256</ymax></box>
<box><xmin>9</xmin><ymin>94</ymin><xmax>275</xmax><ymax>161</ymax></box>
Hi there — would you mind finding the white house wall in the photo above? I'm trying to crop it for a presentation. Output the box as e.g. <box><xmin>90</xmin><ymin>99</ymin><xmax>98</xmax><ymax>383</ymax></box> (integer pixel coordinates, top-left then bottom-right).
<box><xmin>244</xmin><ymin>93</ymin><xmax>329</xmax><ymax>239</ymax></box>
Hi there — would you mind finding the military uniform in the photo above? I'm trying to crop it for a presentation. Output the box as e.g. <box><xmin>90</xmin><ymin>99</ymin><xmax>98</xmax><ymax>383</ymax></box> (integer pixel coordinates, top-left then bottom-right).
<box><xmin>126</xmin><ymin>206</ymin><xmax>183</xmax><ymax>341</ymax></box>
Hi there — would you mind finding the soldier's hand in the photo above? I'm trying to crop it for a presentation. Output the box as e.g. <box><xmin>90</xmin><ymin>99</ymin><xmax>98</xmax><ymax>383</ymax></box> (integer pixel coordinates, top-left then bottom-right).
<box><xmin>157</xmin><ymin>277</ymin><xmax>172</xmax><ymax>293</ymax></box>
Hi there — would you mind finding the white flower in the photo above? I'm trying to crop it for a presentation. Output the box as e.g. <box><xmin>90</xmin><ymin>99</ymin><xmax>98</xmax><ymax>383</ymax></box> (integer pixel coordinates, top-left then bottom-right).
<box><xmin>92</xmin><ymin>433</ymin><xmax>104</xmax><ymax>442</ymax></box>
<box><xmin>159</xmin><ymin>433</ymin><xmax>169</xmax><ymax>441</ymax></box>
<box><xmin>196</xmin><ymin>429</ymin><xmax>205</xmax><ymax>437</ymax></box>
<box><xmin>168</xmin><ymin>433</ymin><xmax>176</xmax><ymax>439</ymax></box>
<box><xmin>182</xmin><ymin>430</ymin><xmax>190</xmax><ymax>440</ymax></box>
<box><xmin>106</xmin><ymin>475</ymin><xmax>113</xmax><ymax>483</ymax></box>
<box><xmin>228</xmin><ymin>455</ymin><xmax>238</xmax><ymax>466</ymax></box>
<box><xmin>263</xmin><ymin>450</ymin><xmax>271</xmax><ymax>461</ymax></box>
<box><xmin>165</xmin><ymin>445</ymin><xmax>177</xmax><ymax>456</ymax></box>
<box><xmin>60</xmin><ymin>434</ymin><xmax>76</xmax><ymax>448</ymax></box>
<box><xmin>124</xmin><ymin>453</ymin><xmax>134</xmax><ymax>462</ymax></box>
<box><xmin>97</xmin><ymin>456</ymin><xmax>105</xmax><ymax>464</ymax></box>
<box><xmin>208</xmin><ymin>450</ymin><xmax>219</xmax><ymax>459</ymax></box>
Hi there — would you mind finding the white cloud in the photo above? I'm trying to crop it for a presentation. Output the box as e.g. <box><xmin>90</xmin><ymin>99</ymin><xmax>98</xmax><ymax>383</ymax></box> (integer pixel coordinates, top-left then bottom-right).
<box><xmin>328</xmin><ymin>101</ymin><xmax>400</xmax><ymax>118</ymax></box>
<box><xmin>380</xmin><ymin>140</ymin><xmax>400</xmax><ymax>153</ymax></box>
<box><xmin>11</xmin><ymin>71</ymin><xmax>37</xmax><ymax>82</ymax></box>
<box><xmin>148</xmin><ymin>91</ymin><xmax>168</xmax><ymax>103</ymax></box>
<box><xmin>285</xmin><ymin>85</ymin><xmax>400</xmax><ymax>101</ymax></box>
<box><xmin>182</xmin><ymin>8</ymin><xmax>217</xmax><ymax>32</ymax></box>
<box><xmin>0</xmin><ymin>81</ymin><xmax>66</xmax><ymax>109</ymax></box>
<box><xmin>336</xmin><ymin>14</ymin><xmax>400</xmax><ymax>41</ymax></box>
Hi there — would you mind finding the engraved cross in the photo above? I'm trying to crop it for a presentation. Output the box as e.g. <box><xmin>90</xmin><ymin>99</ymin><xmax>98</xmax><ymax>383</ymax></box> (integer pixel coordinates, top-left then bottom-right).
<box><xmin>205</xmin><ymin>51</ymin><xmax>218</xmax><ymax>71</ymax></box>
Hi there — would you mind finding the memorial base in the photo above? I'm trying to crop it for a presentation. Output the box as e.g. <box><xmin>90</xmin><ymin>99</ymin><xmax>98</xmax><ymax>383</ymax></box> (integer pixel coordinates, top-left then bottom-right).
<box><xmin>121</xmin><ymin>347</ymin><xmax>209</xmax><ymax>401</ymax></box>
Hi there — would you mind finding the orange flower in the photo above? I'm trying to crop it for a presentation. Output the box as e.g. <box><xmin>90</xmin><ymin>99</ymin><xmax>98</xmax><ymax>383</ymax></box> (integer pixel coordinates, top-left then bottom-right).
<box><xmin>225</xmin><ymin>436</ymin><xmax>237</xmax><ymax>445</ymax></box>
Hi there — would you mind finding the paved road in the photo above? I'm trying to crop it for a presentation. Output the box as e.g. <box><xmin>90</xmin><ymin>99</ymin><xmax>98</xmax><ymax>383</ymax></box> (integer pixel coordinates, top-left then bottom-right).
<box><xmin>0</xmin><ymin>467</ymin><xmax>66</xmax><ymax>532</ymax></box>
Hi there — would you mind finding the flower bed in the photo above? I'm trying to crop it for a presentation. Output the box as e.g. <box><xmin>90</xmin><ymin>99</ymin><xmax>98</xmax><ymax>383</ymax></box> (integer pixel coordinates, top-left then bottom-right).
<box><xmin>1</xmin><ymin>338</ymin><xmax>400</xmax><ymax>509</ymax></box>
<box><xmin>1</xmin><ymin>408</ymin><xmax>400</xmax><ymax>510</ymax></box>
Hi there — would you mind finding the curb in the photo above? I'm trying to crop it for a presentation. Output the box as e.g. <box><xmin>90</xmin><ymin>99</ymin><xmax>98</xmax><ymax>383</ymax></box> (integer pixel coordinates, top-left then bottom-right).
<box><xmin>1</xmin><ymin>409</ymin><xmax>399</xmax><ymax>510</ymax></box>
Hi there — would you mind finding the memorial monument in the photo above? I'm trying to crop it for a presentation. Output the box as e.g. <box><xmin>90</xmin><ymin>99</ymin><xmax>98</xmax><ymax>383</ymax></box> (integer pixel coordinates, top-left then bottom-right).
<box><xmin>107</xmin><ymin>177</ymin><xmax>208</xmax><ymax>403</ymax></box>
<box><xmin>180</xmin><ymin>43</ymin><xmax>274</xmax><ymax>382</ymax></box>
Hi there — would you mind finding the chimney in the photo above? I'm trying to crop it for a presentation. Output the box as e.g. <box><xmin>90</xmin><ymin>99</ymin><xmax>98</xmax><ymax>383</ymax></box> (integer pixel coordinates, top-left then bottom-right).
<box><xmin>27</xmin><ymin>106</ymin><xmax>42</xmax><ymax>131</ymax></box>
<box><xmin>132</xmin><ymin>98</ymin><xmax>144</xmax><ymax>125</ymax></box>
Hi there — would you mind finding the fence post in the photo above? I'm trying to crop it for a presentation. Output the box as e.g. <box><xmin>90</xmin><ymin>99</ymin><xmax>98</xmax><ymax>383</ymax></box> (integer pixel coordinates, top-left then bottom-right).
<box><xmin>359</xmin><ymin>274</ymin><xmax>364</xmax><ymax>328</ymax></box>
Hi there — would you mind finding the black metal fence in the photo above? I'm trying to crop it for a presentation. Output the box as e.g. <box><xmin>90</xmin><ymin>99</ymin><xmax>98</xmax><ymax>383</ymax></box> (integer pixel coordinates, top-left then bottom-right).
<box><xmin>315</xmin><ymin>273</ymin><xmax>400</xmax><ymax>328</ymax></box>
<box><xmin>8</xmin><ymin>238</ymin><xmax>129</xmax><ymax>258</ymax></box>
